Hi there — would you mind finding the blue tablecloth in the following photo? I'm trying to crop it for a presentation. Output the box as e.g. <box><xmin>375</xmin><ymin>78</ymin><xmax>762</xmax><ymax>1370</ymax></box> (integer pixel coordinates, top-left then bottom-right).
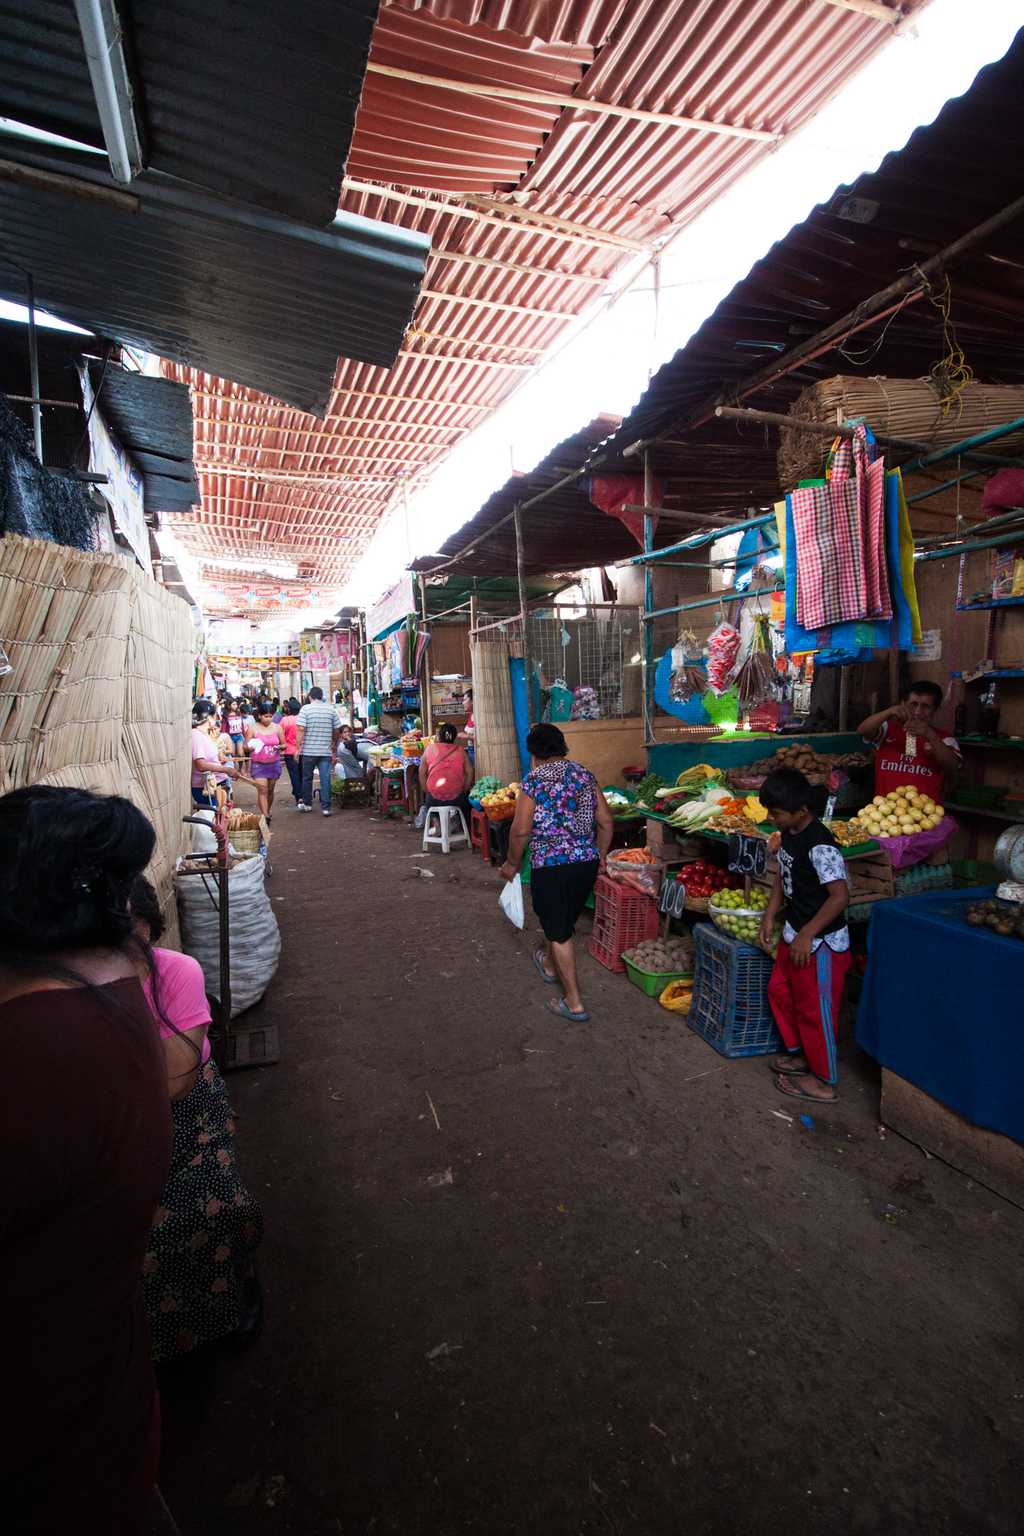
<box><xmin>856</xmin><ymin>889</ymin><xmax>1024</xmax><ymax>1141</ymax></box>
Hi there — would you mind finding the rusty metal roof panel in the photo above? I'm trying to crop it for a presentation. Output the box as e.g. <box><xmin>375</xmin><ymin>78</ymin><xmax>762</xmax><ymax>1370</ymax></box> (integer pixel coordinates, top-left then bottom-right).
<box><xmin>86</xmin><ymin>365</ymin><xmax>198</xmax><ymax>515</ymax></box>
<box><xmin>162</xmin><ymin>0</ymin><xmax>928</xmax><ymax>608</ymax></box>
<box><xmin>383</xmin><ymin>0</ymin><xmax>629</xmax><ymax>47</ymax></box>
<box><xmin>0</xmin><ymin>0</ymin><xmax>380</xmax><ymax>225</ymax></box>
<box><xmin>350</xmin><ymin>8</ymin><xmax>589</xmax><ymax>192</ymax></box>
<box><xmin>0</xmin><ymin>145</ymin><xmax>430</xmax><ymax>413</ymax></box>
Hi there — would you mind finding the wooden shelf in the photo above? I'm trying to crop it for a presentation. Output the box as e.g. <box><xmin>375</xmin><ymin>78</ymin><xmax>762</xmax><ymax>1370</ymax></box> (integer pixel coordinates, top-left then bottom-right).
<box><xmin>956</xmin><ymin>595</ymin><xmax>1024</xmax><ymax>612</ymax></box>
<box><xmin>953</xmin><ymin>669</ymin><xmax>1024</xmax><ymax>681</ymax></box>
<box><xmin>945</xmin><ymin>801</ymin><xmax>1024</xmax><ymax>824</ymax></box>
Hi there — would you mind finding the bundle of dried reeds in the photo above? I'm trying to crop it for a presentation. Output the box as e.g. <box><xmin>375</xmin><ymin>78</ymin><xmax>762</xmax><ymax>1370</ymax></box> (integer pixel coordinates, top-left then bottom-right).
<box><xmin>777</xmin><ymin>376</ymin><xmax>1024</xmax><ymax>486</ymax></box>
<box><xmin>0</xmin><ymin>533</ymin><xmax>195</xmax><ymax>945</ymax></box>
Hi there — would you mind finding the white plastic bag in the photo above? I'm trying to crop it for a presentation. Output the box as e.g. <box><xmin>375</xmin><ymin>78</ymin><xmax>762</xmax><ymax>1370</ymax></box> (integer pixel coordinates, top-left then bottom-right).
<box><xmin>499</xmin><ymin>874</ymin><xmax>525</xmax><ymax>930</ymax></box>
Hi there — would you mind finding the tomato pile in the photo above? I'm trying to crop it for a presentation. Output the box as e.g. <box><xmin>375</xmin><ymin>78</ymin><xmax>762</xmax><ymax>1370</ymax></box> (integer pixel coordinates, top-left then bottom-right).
<box><xmin>674</xmin><ymin>859</ymin><xmax>743</xmax><ymax>898</ymax></box>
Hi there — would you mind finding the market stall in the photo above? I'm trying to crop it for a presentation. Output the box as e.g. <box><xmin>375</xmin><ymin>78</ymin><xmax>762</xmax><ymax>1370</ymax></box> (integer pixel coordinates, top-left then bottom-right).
<box><xmin>857</xmin><ymin>886</ymin><xmax>1024</xmax><ymax>1206</ymax></box>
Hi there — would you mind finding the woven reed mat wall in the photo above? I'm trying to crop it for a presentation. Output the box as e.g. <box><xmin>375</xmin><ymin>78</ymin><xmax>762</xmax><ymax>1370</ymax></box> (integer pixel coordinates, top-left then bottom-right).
<box><xmin>0</xmin><ymin>534</ymin><xmax>195</xmax><ymax>940</ymax></box>
<box><xmin>778</xmin><ymin>376</ymin><xmax>1024</xmax><ymax>486</ymax></box>
<box><xmin>470</xmin><ymin>629</ymin><xmax>522</xmax><ymax>786</ymax></box>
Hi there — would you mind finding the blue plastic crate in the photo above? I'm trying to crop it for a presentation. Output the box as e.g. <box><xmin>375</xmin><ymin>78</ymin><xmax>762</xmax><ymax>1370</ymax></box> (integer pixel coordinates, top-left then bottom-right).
<box><xmin>687</xmin><ymin>922</ymin><xmax>780</xmax><ymax>1059</ymax></box>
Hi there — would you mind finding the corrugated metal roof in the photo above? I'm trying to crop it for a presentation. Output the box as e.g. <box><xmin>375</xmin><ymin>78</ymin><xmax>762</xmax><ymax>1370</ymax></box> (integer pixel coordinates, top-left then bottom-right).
<box><xmin>350</xmin><ymin>8</ymin><xmax>589</xmax><ymax>192</ymax></box>
<box><xmin>0</xmin><ymin>0</ymin><xmax>380</xmax><ymax>226</ymax></box>
<box><xmin>0</xmin><ymin>144</ymin><xmax>431</xmax><ymax>413</ymax></box>
<box><xmin>383</xmin><ymin>0</ymin><xmax>629</xmax><ymax>47</ymax></box>
<box><xmin>409</xmin><ymin>415</ymin><xmax>635</xmax><ymax>578</ymax></box>
<box><xmin>166</xmin><ymin>0</ymin><xmax>927</xmax><ymax>611</ymax></box>
<box><xmin>596</xmin><ymin>25</ymin><xmax>1024</xmax><ymax>516</ymax></box>
<box><xmin>87</xmin><ymin>365</ymin><xmax>198</xmax><ymax>515</ymax></box>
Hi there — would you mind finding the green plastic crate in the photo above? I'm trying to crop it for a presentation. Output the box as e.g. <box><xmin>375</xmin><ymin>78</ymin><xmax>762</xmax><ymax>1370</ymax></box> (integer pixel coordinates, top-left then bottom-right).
<box><xmin>622</xmin><ymin>956</ymin><xmax>693</xmax><ymax>998</ymax></box>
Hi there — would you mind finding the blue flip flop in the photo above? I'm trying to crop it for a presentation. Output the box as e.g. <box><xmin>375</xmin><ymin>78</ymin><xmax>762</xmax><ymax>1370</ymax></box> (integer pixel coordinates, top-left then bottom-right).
<box><xmin>546</xmin><ymin>996</ymin><xmax>590</xmax><ymax>1022</ymax></box>
<box><xmin>533</xmin><ymin>947</ymin><xmax>557</xmax><ymax>985</ymax></box>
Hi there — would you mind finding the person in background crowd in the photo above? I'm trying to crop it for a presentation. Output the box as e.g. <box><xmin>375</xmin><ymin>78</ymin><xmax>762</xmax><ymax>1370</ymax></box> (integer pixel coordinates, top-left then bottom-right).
<box><xmin>758</xmin><ymin>768</ymin><xmax>851</xmax><ymax>1106</ymax></box>
<box><xmin>419</xmin><ymin>721</ymin><xmax>473</xmax><ymax>820</ymax></box>
<box><xmin>336</xmin><ymin>721</ymin><xmax>365</xmax><ymax>779</ymax></box>
<box><xmin>857</xmin><ymin>680</ymin><xmax>960</xmax><ymax>804</ymax></box>
<box><xmin>129</xmin><ymin>878</ymin><xmax>263</xmax><ymax>1361</ymax></box>
<box><xmin>296</xmin><ymin>686</ymin><xmax>344</xmax><ymax>815</ymax></box>
<box><xmin>223</xmin><ymin>697</ymin><xmax>246</xmax><ymax>770</ymax></box>
<box><xmin>281</xmin><ymin>698</ymin><xmax>303</xmax><ymax>804</ymax></box>
<box><xmin>0</xmin><ymin>787</ymin><xmax>171</xmax><ymax>1534</ymax></box>
<box><xmin>500</xmin><ymin>723</ymin><xmax>614</xmax><ymax>1023</ymax></box>
<box><xmin>192</xmin><ymin>700</ymin><xmax>239</xmax><ymax>807</ymax></box>
<box><xmin>245</xmin><ymin>698</ymin><xmax>286</xmax><ymax>822</ymax></box>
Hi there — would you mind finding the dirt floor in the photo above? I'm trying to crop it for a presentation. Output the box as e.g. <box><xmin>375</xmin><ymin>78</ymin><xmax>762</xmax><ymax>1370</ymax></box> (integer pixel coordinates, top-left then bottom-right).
<box><xmin>158</xmin><ymin>793</ymin><xmax>1024</xmax><ymax>1536</ymax></box>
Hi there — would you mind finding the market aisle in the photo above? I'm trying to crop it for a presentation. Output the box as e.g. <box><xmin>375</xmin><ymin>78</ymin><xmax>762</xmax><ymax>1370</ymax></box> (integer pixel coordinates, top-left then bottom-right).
<box><xmin>158</xmin><ymin>806</ymin><xmax>1023</xmax><ymax>1536</ymax></box>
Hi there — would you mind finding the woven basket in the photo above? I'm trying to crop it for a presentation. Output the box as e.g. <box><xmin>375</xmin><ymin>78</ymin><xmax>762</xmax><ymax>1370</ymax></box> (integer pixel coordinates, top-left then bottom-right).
<box><xmin>230</xmin><ymin>828</ymin><xmax>262</xmax><ymax>855</ymax></box>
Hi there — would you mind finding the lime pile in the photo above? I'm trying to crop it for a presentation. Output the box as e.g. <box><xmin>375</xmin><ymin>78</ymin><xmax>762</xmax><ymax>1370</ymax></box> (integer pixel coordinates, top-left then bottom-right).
<box><xmin>710</xmin><ymin>886</ymin><xmax>769</xmax><ymax>942</ymax></box>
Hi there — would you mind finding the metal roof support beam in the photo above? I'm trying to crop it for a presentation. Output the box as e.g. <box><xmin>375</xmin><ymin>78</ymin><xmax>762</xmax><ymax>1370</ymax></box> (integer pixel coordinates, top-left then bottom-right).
<box><xmin>430</xmin><ymin>247</ymin><xmax>606</xmax><ymax>287</ymax></box>
<box><xmin>818</xmin><ymin>0</ymin><xmax>902</xmax><ymax>23</ymax></box>
<box><xmin>73</xmin><ymin>0</ymin><xmax>145</xmax><ymax>183</ymax></box>
<box><xmin>191</xmin><ymin>419</ymin><xmax>465</xmax><ymax>444</ymax></box>
<box><xmin>343</xmin><ymin>179</ymin><xmax>648</xmax><ymax>254</ymax></box>
<box><xmin>403</xmin><ymin>348</ymin><xmax>533</xmax><ymax>372</ymax></box>
<box><xmin>364</xmin><ymin>62</ymin><xmax>778</xmax><ymax>144</ymax></box>
<box><xmin>188</xmin><ymin>387</ymin><xmax>494</xmax><ymax>412</ymax></box>
<box><xmin>418</xmin><ymin>289</ymin><xmax>578</xmax><ymax>320</ymax></box>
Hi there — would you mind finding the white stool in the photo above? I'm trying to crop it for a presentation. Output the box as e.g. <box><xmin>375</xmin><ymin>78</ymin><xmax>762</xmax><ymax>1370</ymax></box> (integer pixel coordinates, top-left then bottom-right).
<box><xmin>422</xmin><ymin>804</ymin><xmax>470</xmax><ymax>854</ymax></box>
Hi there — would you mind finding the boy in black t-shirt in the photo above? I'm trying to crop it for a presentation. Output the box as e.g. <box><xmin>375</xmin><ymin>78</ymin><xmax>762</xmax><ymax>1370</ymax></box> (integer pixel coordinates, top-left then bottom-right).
<box><xmin>759</xmin><ymin>769</ymin><xmax>851</xmax><ymax>1105</ymax></box>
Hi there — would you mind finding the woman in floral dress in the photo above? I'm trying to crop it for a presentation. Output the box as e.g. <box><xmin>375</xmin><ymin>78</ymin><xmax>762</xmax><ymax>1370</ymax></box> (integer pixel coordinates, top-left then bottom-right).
<box><xmin>130</xmin><ymin>877</ymin><xmax>263</xmax><ymax>1360</ymax></box>
<box><xmin>500</xmin><ymin>723</ymin><xmax>614</xmax><ymax>1022</ymax></box>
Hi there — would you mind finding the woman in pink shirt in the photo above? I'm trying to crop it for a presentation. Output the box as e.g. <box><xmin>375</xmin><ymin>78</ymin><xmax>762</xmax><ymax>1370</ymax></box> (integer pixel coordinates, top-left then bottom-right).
<box><xmin>419</xmin><ymin>721</ymin><xmax>474</xmax><ymax>819</ymax></box>
<box><xmin>244</xmin><ymin>697</ymin><xmax>286</xmax><ymax>822</ymax></box>
<box><xmin>130</xmin><ymin>877</ymin><xmax>263</xmax><ymax>1361</ymax></box>
<box><xmin>280</xmin><ymin>698</ymin><xmax>302</xmax><ymax>804</ymax></box>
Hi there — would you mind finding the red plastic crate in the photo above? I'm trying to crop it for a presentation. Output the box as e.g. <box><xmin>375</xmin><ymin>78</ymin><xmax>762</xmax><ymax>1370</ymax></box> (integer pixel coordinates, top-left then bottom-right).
<box><xmin>586</xmin><ymin>874</ymin><xmax>660</xmax><ymax>972</ymax></box>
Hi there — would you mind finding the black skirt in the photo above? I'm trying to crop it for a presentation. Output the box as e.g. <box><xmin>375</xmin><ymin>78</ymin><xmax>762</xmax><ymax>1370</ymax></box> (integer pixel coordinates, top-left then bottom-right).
<box><xmin>530</xmin><ymin>859</ymin><xmax>600</xmax><ymax>944</ymax></box>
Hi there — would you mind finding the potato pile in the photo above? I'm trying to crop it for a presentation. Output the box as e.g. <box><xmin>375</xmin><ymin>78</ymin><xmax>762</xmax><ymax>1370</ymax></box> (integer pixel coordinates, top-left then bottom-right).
<box><xmin>848</xmin><ymin>786</ymin><xmax>944</xmax><ymax>840</ymax></box>
<box><xmin>735</xmin><ymin>744</ymin><xmax>869</xmax><ymax>781</ymax></box>
<box><xmin>965</xmin><ymin>900</ymin><xmax>1024</xmax><ymax>941</ymax></box>
<box><xmin>623</xmin><ymin>937</ymin><xmax>694</xmax><ymax>974</ymax></box>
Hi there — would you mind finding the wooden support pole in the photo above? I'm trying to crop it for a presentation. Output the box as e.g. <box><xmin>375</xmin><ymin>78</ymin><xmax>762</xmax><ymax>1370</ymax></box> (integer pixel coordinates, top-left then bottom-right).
<box><xmin>365</xmin><ymin>62</ymin><xmax>778</xmax><ymax>143</ymax></box>
<box><xmin>818</xmin><ymin>0</ymin><xmax>902</xmax><ymax>22</ymax></box>
<box><xmin>418</xmin><ymin>573</ymin><xmax>433</xmax><ymax>737</ymax></box>
<box><xmin>343</xmin><ymin>177</ymin><xmax>649</xmax><ymax>254</ymax></box>
<box><xmin>513</xmin><ymin>502</ymin><xmax>532</xmax><ymax>727</ymax></box>
<box><xmin>418</xmin><ymin>288</ymin><xmax>578</xmax><ymax>320</ymax></box>
<box><xmin>430</xmin><ymin>246</ymin><xmax>606</xmax><ymax>286</ymax></box>
<box><xmin>642</xmin><ymin>451</ymin><xmax>655</xmax><ymax>748</ymax></box>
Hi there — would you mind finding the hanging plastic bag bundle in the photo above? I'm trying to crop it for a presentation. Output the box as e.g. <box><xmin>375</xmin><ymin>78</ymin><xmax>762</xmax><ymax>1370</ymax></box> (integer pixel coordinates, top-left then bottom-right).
<box><xmin>706</xmin><ymin>621</ymin><xmax>741</xmax><ymax>693</ymax></box>
<box><xmin>669</xmin><ymin>628</ymin><xmax>707</xmax><ymax>703</ymax></box>
<box><xmin>734</xmin><ymin>615</ymin><xmax>776</xmax><ymax>709</ymax></box>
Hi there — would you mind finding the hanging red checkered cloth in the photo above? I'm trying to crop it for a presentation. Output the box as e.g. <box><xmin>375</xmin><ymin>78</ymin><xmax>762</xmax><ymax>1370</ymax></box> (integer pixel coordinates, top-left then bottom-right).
<box><xmin>791</xmin><ymin>423</ymin><xmax>890</xmax><ymax>629</ymax></box>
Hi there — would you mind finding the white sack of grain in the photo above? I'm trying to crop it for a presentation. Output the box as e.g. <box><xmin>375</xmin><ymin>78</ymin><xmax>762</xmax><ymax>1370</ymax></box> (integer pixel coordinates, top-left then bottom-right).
<box><xmin>175</xmin><ymin>854</ymin><xmax>280</xmax><ymax>1017</ymax></box>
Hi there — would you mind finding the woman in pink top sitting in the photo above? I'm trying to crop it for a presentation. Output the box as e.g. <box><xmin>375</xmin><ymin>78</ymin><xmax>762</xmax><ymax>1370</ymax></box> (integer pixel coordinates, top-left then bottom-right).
<box><xmin>419</xmin><ymin>721</ymin><xmax>474</xmax><ymax>820</ymax></box>
<box><xmin>130</xmin><ymin>877</ymin><xmax>264</xmax><ymax>1361</ymax></box>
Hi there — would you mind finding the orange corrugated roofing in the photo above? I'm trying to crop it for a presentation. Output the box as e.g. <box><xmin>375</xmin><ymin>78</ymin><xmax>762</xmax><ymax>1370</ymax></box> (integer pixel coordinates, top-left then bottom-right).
<box><xmin>164</xmin><ymin>0</ymin><xmax>919</xmax><ymax>619</ymax></box>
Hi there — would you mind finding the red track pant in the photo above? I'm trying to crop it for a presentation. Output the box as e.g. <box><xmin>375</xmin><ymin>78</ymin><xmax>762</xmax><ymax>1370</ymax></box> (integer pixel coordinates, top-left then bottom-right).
<box><xmin>768</xmin><ymin>940</ymin><xmax>851</xmax><ymax>1085</ymax></box>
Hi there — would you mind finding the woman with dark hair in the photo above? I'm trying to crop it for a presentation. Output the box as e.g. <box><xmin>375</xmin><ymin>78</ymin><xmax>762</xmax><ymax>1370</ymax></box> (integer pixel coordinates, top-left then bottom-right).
<box><xmin>499</xmin><ymin>723</ymin><xmax>614</xmax><ymax>1022</ymax></box>
<box><xmin>419</xmin><ymin>720</ymin><xmax>474</xmax><ymax>818</ymax></box>
<box><xmin>129</xmin><ymin>877</ymin><xmax>264</xmax><ymax>1360</ymax></box>
<box><xmin>0</xmin><ymin>786</ymin><xmax>170</xmax><ymax>1534</ymax></box>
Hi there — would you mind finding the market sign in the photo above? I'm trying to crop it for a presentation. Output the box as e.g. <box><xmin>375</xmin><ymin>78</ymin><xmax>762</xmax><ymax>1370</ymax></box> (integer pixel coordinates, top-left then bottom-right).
<box><xmin>301</xmin><ymin>630</ymin><xmax>354</xmax><ymax>668</ymax></box>
<box><xmin>211</xmin><ymin>654</ymin><xmax>301</xmax><ymax>670</ymax></box>
<box><xmin>80</xmin><ymin>366</ymin><xmax>149</xmax><ymax>570</ymax></box>
<box><xmin>366</xmin><ymin>574</ymin><xmax>415</xmax><ymax>642</ymax></box>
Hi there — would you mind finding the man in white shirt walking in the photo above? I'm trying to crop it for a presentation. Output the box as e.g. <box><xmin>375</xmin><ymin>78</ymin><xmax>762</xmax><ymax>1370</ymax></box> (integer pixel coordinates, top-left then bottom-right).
<box><xmin>295</xmin><ymin>688</ymin><xmax>343</xmax><ymax>815</ymax></box>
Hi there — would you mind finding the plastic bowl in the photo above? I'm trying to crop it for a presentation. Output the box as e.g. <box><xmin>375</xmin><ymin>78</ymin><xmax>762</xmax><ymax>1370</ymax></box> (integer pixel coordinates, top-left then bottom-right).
<box><xmin>708</xmin><ymin>897</ymin><xmax>770</xmax><ymax>945</ymax></box>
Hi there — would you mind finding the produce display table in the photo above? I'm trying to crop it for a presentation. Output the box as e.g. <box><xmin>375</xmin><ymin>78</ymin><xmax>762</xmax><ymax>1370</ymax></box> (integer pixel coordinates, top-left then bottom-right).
<box><xmin>856</xmin><ymin>889</ymin><xmax>1023</xmax><ymax>1142</ymax></box>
